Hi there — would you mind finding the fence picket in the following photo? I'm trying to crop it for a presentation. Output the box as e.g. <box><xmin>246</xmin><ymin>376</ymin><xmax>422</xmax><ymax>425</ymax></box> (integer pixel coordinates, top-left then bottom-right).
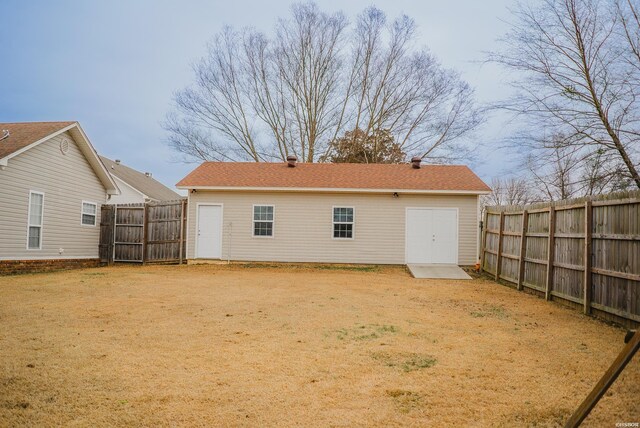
<box><xmin>495</xmin><ymin>212</ymin><xmax>505</xmax><ymax>281</ymax></box>
<box><xmin>517</xmin><ymin>210</ymin><xmax>528</xmax><ymax>291</ymax></box>
<box><xmin>584</xmin><ymin>201</ymin><xmax>593</xmax><ymax>315</ymax></box>
<box><xmin>546</xmin><ymin>207</ymin><xmax>556</xmax><ymax>301</ymax></box>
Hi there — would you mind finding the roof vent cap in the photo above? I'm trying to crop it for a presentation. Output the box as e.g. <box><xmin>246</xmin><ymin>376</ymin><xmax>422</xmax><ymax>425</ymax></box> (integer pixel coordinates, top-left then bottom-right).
<box><xmin>286</xmin><ymin>155</ymin><xmax>297</xmax><ymax>167</ymax></box>
<box><xmin>145</xmin><ymin>172</ymin><xmax>152</xmax><ymax>178</ymax></box>
<box><xmin>115</xmin><ymin>159</ymin><xmax>121</xmax><ymax>165</ymax></box>
<box><xmin>411</xmin><ymin>156</ymin><xmax>421</xmax><ymax>169</ymax></box>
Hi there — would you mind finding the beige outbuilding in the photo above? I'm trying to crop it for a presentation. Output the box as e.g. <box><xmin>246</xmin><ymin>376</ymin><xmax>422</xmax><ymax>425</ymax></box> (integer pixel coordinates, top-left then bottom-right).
<box><xmin>177</xmin><ymin>158</ymin><xmax>490</xmax><ymax>266</ymax></box>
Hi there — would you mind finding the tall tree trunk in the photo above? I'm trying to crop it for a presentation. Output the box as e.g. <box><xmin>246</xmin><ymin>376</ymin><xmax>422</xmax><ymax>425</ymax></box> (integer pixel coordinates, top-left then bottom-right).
<box><xmin>571</xmin><ymin>0</ymin><xmax>640</xmax><ymax>188</ymax></box>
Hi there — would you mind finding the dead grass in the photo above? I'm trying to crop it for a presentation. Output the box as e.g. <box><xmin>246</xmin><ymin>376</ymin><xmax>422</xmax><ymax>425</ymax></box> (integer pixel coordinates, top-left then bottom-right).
<box><xmin>0</xmin><ymin>263</ymin><xmax>637</xmax><ymax>427</ymax></box>
<box><xmin>385</xmin><ymin>389</ymin><xmax>424</xmax><ymax>414</ymax></box>
<box><xmin>371</xmin><ymin>351</ymin><xmax>437</xmax><ymax>372</ymax></box>
<box><xmin>332</xmin><ymin>323</ymin><xmax>399</xmax><ymax>341</ymax></box>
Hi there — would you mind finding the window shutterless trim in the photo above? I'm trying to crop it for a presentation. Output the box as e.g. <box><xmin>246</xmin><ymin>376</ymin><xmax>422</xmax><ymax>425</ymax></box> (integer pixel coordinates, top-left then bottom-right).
<box><xmin>80</xmin><ymin>201</ymin><xmax>98</xmax><ymax>227</ymax></box>
<box><xmin>26</xmin><ymin>190</ymin><xmax>45</xmax><ymax>250</ymax></box>
<box><xmin>332</xmin><ymin>206</ymin><xmax>355</xmax><ymax>240</ymax></box>
<box><xmin>252</xmin><ymin>204</ymin><xmax>275</xmax><ymax>238</ymax></box>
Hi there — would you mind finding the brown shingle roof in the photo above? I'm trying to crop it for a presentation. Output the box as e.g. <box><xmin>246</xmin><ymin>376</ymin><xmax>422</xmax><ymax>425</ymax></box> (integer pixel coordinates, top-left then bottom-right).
<box><xmin>0</xmin><ymin>122</ymin><xmax>76</xmax><ymax>159</ymax></box>
<box><xmin>100</xmin><ymin>156</ymin><xmax>182</xmax><ymax>201</ymax></box>
<box><xmin>177</xmin><ymin>162</ymin><xmax>491</xmax><ymax>193</ymax></box>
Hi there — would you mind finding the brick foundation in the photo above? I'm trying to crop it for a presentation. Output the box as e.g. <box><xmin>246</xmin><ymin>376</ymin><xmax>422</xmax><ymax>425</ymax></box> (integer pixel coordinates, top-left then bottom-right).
<box><xmin>0</xmin><ymin>259</ymin><xmax>102</xmax><ymax>275</ymax></box>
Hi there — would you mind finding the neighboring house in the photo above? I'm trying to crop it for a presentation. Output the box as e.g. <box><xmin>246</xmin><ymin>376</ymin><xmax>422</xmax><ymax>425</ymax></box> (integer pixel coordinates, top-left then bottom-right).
<box><xmin>99</xmin><ymin>156</ymin><xmax>181</xmax><ymax>204</ymax></box>
<box><xmin>176</xmin><ymin>157</ymin><xmax>491</xmax><ymax>266</ymax></box>
<box><xmin>0</xmin><ymin>121</ymin><xmax>119</xmax><ymax>273</ymax></box>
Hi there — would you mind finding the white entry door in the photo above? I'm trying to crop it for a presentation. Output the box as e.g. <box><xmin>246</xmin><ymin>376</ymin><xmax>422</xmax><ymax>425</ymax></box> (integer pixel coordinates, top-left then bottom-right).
<box><xmin>406</xmin><ymin>208</ymin><xmax>458</xmax><ymax>264</ymax></box>
<box><xmin>196</xmin><ymin>205</ymin><xmax>222</xmax><ymax>259</ymax></box>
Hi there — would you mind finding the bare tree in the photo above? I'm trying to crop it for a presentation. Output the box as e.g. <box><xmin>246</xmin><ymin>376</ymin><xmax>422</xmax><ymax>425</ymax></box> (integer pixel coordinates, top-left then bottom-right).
<box><xmin>167</xmin><ymin>3</ymin><xmax>482</xmax><ymax>163</ymax></box>
<box><xmin>328</xmin><ymin>7</ymin><xmax>483</xmax><ymax>163</ymax></box>
<box><xmin>490</xmin><ymin>0</ymin><xmax>640</xmax><ymax>189</ymax></box>
<box><xmin>269</xmin><ymin>4</ymin><xmax>349</xmax><ymax>161</ymax></box>
<box><xmin>525</xmin><ymin>138</ymin><xmax>580</xmax><ymax>200</ymax></box>
<box><xmin>520</xmin><ymin>133</ymin><xmax>633</xmax><ymax>200</ymax></box>
<box><xmin>579</xmin><ymin>147</ymin><xmax>632</xmax><ymax>194</ymax></box>
<box><xmin>483</xmin><ymin>176</ymin><xmax>537</xmax><ymax>208</ymax></box>
<box><xmin>616</xmin><ymin>0</ymin><xmax>640</xmax><ymax>72</ymax></box>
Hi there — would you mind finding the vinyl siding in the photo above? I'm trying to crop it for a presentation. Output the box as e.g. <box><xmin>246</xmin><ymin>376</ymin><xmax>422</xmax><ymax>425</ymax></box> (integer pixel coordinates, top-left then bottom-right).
<box><xmin>0</xmin><ymin>132</ymin><xmax>107</xmax><ymax>260</ymax></box>
<box><xmin>105</xmin><ymin>176</ymin><xmax>145</xmax><ymax>204</ymax></box>
<box><xmin>186</xmin><ymin>191</ymin><xmax>480</xmax><ymax>265</ymax></box>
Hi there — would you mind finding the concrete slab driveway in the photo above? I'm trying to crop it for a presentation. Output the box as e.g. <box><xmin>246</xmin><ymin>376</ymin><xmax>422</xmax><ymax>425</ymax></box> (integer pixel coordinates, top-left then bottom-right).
<box><xmin>407</xmin><ymin>264</ymin><xmax>472</xmax><ymax>279</ymax></box>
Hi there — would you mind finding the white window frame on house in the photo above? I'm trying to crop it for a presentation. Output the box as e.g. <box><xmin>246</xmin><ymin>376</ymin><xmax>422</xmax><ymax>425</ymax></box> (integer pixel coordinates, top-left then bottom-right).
<box><xmin>27</xmin><ymin>190</ymin><xmax>45</xmax><ymax>250</ymax></box>
<box><xmin>81</xmin><ymin>201</ymin><xmax>98</xmax><ymax>226</ymax></box>
<box><xmin>332</xmin><ymin>206</ymin><xmax>355</xmax><ymax>240</ymax></box>
<box><xmin>252</xmin><ymin>204</ymin><xmax>275</xmax><ymax>238</ymax></box>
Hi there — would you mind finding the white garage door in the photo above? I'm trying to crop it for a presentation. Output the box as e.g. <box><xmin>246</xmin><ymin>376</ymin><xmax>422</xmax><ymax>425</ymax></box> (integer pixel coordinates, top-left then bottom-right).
<box><xmin>406</xmin><ymin>208</ymin><xmax>458</xmax><ymax>264</ymax></box>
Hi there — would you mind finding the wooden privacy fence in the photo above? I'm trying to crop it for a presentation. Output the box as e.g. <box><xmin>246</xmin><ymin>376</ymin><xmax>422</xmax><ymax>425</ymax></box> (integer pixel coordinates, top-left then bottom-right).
<box><xmin>481</xmin><ymin>193</ymin><xmax>639</xmax><ymax>327</ymax></box>
<box><xmin>99</xmin><ymin>200</ymin><xmax>187</xmax><ymax>264</ymax></box>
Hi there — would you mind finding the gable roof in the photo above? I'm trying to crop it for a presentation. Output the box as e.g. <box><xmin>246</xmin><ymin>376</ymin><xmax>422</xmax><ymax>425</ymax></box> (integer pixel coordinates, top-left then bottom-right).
<box><xmin>99</xmin><ymin>156</ymin><xmax>181</xmax><ymax>201</ymax></box>
<box><xmin>177</xmin><ymin>162</ymin><xmax>491</xmax><ymax>194</ymax></box>
<box><xmin>0</xmin><ymin>121</ymin><xmax>76</xmax><ymax>159</ymax></box>
<box><xmin>0</xmin><ymin>121</ymin><xmax>119</xmax><ymax>195</ymax></box>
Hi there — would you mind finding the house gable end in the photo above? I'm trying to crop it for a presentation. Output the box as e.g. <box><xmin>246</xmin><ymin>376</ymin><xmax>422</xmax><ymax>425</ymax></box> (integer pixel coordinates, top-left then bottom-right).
<box><xmin>0</xmin><ymin>122</ymin><xmax>119</xmax><ymax>195</ymax></box>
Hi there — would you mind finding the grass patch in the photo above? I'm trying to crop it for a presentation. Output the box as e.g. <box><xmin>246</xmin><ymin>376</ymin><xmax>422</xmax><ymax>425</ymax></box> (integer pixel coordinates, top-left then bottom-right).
<box><xmin>372</xmin><ymin>352</ymin><xmax>437</xmax><ymax>372</ymax></box>
<box><xmin>333</xmin><ymin>324</ymin><xmax>398</xmax><ymax>341</ymax></box>
<box><xmin>385</xmin><ymin>389</ymin><xmax>423</xmax><ymax>414</ymax></box>
<box><xmin>237</xmin><ymin>262</ymin><xmax>380</xmax><ymax>272</ymax></box>
<box><xmin>470</xmin><ymin>304</ymin><xmax>508</xmax><ymax>319</ymax></box>
<box><xmin>315</xmin><ymin>265</ymin><xmax>380</xmax><ymax>272</ymax></box>
<box><xmin>238</xmin><ymin>263</ymin><xmax>281</xmax><ymax>269</ymax></box>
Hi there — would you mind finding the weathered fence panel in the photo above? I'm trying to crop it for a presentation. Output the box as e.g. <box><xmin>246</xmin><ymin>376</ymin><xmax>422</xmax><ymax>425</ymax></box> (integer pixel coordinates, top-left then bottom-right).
<box><xmin>114</xmin><ymin>205</ymin><xmax>144</xmax><ymax>262</ymax></box>
<box><xmin>99</xmin><ymin>200</ymin><xmax>186</xmax><ymax>264</ymax></box>
<box><xmin>99</xmin><ymin>205</ymin><xmax>115</xmax><ymax>263</ymax></box>
<box><xmin>482</xmin><ymin>192</ymin><xmax>640</xmax><ymax>327</ymax></box>
<box><xmin>146</xmin><ymin>201</ymin><xmax>186</xmax><ymax>262</ymax></box>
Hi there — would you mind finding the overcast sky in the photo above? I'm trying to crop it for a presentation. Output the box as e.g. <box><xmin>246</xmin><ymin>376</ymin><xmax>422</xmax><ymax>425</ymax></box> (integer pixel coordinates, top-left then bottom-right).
<box><xmin>0</xmin><ymin>0</ymin><xmax>517</xmax><ymax>190</ymax></box>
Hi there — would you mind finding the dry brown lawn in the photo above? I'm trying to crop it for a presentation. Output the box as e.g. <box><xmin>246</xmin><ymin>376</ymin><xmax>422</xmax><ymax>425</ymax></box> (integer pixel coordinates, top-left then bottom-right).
<box><xmin>0</xmin><ymin>264</ymin><xmax>638</xmax><ymax>427</ymax></box>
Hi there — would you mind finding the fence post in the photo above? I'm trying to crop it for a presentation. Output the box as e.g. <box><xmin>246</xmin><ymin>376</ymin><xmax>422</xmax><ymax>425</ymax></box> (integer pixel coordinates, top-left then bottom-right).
<box><xmin>179</xmin><ymin>199</ymin><xmax>185</xmax><ymax>265</ymax></box>
<box><xmin>142</xmin><ymin>204</ymin><xmax>149</xmax><ymax>264</ymax></box>
<box><xmin>545</xmin><ymin>206</ymin><xmax>556</xmax><ymax>301</ymax></box>
<box><xmin>517</xmin><ymin>209</ymin><xmax>528</xmax><ymax>291</ymax></box>
<box><xmin>584</xmin><ymin>200</ymin><xmax>593</xmax><ymax>315</ymax></box>
<box><xmin>109</xmin><ymin>205</ymin><xmax>115</xmax><ymax>265</ymax></box>
<box><xmin>112</xmin><ymin>205</ymin><xmax>118</xmax><ymax>264</ymax></box>
<box><xmin>495</xmin><ymin>211</ymin><xmax>505</xmax><ymax>281</ymax></box>
<box><xmin>480</xmin><ymin>209</ymin><xmax>488</xmax><ymax>272</ymax></box>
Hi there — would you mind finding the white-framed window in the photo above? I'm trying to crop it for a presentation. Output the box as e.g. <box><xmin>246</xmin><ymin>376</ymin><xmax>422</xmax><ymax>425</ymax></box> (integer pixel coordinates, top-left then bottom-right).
<box><xmin>253</xmin><ymin>205</ymin><xmax>274</xmax><ymax>237</ymax></box>
<box><xmin>333</xmin><ymin>207</ymin><xmax>354</xmax><ymax>239</ymax></box>
<box><xmin>81</xmin><ymin>201</ymin><xmax>97</xmax><ymax>226</ymax></box>
<box><xmin>27</xmin><ymin>191</ymin><xmax>44</xmax><ymax>250</ymax></box>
